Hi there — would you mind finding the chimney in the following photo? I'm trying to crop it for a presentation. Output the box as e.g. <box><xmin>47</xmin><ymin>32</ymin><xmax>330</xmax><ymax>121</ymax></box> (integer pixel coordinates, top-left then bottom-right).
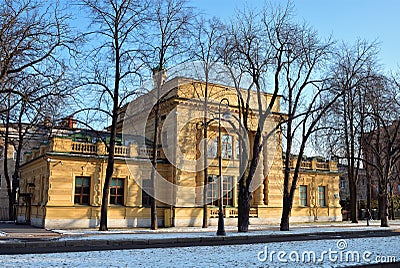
<box><xmin>65</xmin><ymin>116</ymin><xmax>77</xmax><ymax>129</ymax></box>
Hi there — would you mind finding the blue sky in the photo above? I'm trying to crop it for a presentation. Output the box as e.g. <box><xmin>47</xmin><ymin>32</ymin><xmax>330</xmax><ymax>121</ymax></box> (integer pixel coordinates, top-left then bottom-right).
<box><xmin>190</xmin><ymin>0</ymin><xmax>400</xmax><ymax>72</ymax></box>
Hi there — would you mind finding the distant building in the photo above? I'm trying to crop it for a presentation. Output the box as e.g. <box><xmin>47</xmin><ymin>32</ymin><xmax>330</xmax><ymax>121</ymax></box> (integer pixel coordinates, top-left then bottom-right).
<box><xmin>360</xmin><ymin>120</ymin><xmax>400</xmax><ymax>217</ymax></box>
<box><xmin>338</xmin><ymin>165</ymin><xmax>368</xmax><ymax>203</ymax></box>
<box><xmin>16</xmin><ymin>77</ymin><xmax>342</xmax><ymax>228</ymax></box>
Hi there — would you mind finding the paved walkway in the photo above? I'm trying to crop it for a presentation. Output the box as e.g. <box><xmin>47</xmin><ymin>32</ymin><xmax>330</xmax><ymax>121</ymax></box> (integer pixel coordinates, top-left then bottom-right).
<box><xmin>1</xmin><ymin>221</ymin><xmax>400</xmax><ymax>255</ymax></box>
<box><xmin>0</xmin><ymin>222</ymin><xmax>61</xmax><ymax>241</ymax></box>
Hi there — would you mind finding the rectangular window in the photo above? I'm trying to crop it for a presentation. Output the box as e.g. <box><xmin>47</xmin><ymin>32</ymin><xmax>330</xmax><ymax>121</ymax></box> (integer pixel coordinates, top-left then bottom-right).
<box><xmin>221</xmin><ymin>135</ymin><xmax>233</xmax><ymax>159</ymax></box>
<box><xmin>74</xmin><ymin>176</ymin><xmax>90</xmax><ymax>205</ymax></box>
<box><xmin>206</xmin><ymin>175</ymin><xmax>218</xmax><ymax>206</ymax></box>
<box><xmin>142</xmin><ymin>179</ymin><xmax>152</xmax><ymax>207</ymax></box>
<box><xmin>110</xmin><ymin>178</ymin><xmax>124</xmax><ymax>205</ymax></box>
<box><xmin>206</xmin><ymin>175</ymin><xmax>234</xmax><ymax>207</ymax></box>
<box><xmin>318</xmin><ymin>186</ymin><xmax>326</xmax><ymax>207</ymax></box>
<box><xmin>299</xmin><ymin>185</ymin><xmax>307</xmax><ymax>206</ymax></box>
<box><xmin>223</xmin><ymin>176</ymin><xmax>234</xmax><ymax>206</ymax></box>
<box><xmin>207</xmin><ymin>135</ymin><xmax>233</xmax><ymax>159</ymax></box>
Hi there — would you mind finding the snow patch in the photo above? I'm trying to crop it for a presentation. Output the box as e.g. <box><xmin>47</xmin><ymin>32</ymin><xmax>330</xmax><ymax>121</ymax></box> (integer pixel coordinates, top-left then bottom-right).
<box><xmin>2</xmin><ymin>236</ymin><xmax>400</xmax><ymax>267</ymax></box>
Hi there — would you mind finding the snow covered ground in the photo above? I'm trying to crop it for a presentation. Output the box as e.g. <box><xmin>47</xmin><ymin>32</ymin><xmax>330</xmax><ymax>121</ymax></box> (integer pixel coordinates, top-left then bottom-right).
<box><xmin>52</xmin><ymin>221</ymin><xmax>400</xmax><ymax>242</ymax></box>
<box><xmin>0</xmin><ymin>221</ymin><xmax>399</xmax><ymax>267</ymax></box>
<box><xmin>1</xmin><ymin>236</ymin><xmax>399</xmax><ymax>267</ymax></box>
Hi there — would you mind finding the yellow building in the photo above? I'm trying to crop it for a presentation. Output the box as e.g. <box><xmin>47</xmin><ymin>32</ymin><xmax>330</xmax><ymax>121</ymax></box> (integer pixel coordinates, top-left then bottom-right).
<box><xmin>0</xmin><ymin>124</ymin><xmax>47</xmax><ymax>220</ymax></box>
<box><xmin>16</xmin><ymin>77</ymin><xmax>341</xmax><ymax>228</ymax></box>
<box><xmin>0</xmin><ymin>135</ymin><xmax>15</xmax><ymax>219</ymax></box>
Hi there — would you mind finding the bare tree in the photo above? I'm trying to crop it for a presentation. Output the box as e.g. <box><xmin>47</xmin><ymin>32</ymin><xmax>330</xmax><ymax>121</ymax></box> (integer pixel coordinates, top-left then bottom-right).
<box><xmin>0</xmin><ymin>0</ymin><xmax>74</xmax><ymax>86</ymax></box>
<box><xmin>189</xmin><ymin>17</ymin><xmax>226</xmax><ymax>228</ymax></box>
<box><xmin>1</xmin><ymin>72</ymin><xmax>68</xmax><ymax>220</ymax></box>
<box><xmin>223</xmin><ymin>1</ymin><xmax>338</xmax><ymax>232</ymax></box>
<box><xmin>79</xmin><ymin>0</ymin><xmax>148</xmax><ymax>231</ymax></box>
<box><xmin>274</xmin><ymin>17</ymin><xmax>338</xmax><ymax>232</ymax></box>
<box><xmin>145</xmin><ymin>0</ymin><xmax>195</xmax><ymax>230</ymax></box>
<box><xmin>317</xmin><ymin>40</ymin><xmax>380</xmax><ymax>223</ymax></box>
<box><xmin>220</xmin><ymin>4</ymin><xmax>277</xmax><ymax>233</ymax></box>
<box><xmin>362</xmin><ymin>75</ymin><xmax>400</xmax><ymax>227</ymax></box>
<box><xmin>0</xmin><ymin>0</ymin><xmax>74</xmax><ymax>220</ymax></box>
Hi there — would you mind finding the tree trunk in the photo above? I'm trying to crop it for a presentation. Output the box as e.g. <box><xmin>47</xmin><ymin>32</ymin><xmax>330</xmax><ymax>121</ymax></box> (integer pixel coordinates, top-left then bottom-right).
<box><xmin>380</xmin><ymin>194</ymin><xmax>389</xmax><ymax>227</ymax></box>
<box><xmin>349</xmin><ymin>182</ymin><xmax>358</xmax><ymax>223</ymax></box>
<box><xmin>3</xmin><ymin>93</ymin><xmax>14</xmax><ymax>221</ymax></box>
<box><xmin>280</xmin><ymin>203</ymin><xmax>290</xmax><ymax>231</ymax></box>
<box><xmin>11</xmin><ymin>174</ymin><xmax>19</xmax><ymax>221</ymax></box>
<box><xmin>150</xmin><ymin>166</ymin><xmax>158</xmax><ymax>230</ymax></box>
<box><xmin>4</xmin><ymin>145</ymin><xmax>14</xmax><ymax>221</ymax></box>
<box><xmin>389</xmin><ymin>186</ymin><xmax>395</xmax><ymax>220</ymax></box>
<box><xmin>238</xmin><ymin>188</ymin><xmax>251</xmax><ymax>232</ymax></box>
<box><xmin>7</xmin><ymin>195</ymin><xmax>14</xmax><ymax>221</ymax></box>
<box><xmin>390</xmin><ymin>197</ymin><xmax>395</xmax><ymax>220</ymax></box>
<box><xmin>11</xmin><ymin>126</ymin><xmax>24</xmax><ymax>222</ymax></box>
<box><xmin>99</xmin><ymin>160</ymin><xmax>113</xmax><ymax>231</ymax></box>
<box><xmin>367</xmin><ymin>173</ymin><xmax>371</xmax><ymax>212</ymax></box>
<box><xmin>99</xmin><ymin>126</ymin><xmax>117</xmax><ymax>231</ymax></box>
<box><xmin>99</xmin><ymin>23</ymin><xmax>120</xmax><ymax>231</ymax></box>
<box><xmin>280</xmin><ymin>194</ymin><xmax>292</xmax><ymax>231</ymax></box>
<box><xmin>237</xmin><ymin>125</ymin><xmax>263</xmax><ymax>232</ymax></box>
<box><xmin>377</xmin><ymin>196</ymin><xmax>382</xmax><ymax>220</ymax></box>
<box><xmin>150</xmin><ymin>70</ymin><xmax>164</xmax><ymax>230</ymax></box>
<box><xmin>150</xmin><ymin>115</ymin><xmax>159</xmax><ymax>230</ymax></box>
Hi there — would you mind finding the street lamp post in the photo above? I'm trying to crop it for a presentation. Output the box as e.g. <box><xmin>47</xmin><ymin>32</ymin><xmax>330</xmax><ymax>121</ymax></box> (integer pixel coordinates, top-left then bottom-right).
<box><xmin>217</xmin><ymin>97</ymin><xmax>229</xmax><ymax>236</ymax></box>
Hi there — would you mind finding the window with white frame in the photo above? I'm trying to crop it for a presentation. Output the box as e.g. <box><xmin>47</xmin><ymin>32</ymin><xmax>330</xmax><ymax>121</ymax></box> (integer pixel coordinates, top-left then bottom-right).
<box><xmin>206</xmin><ymin>175</ymin><xmax>218</xmax><ymax>206</ymax></box>
<box><xmin>223</xmin><ymin>175</ymin><xmax>234</xmax><ymax>206</ymax></box>
<box><xmin>221</xmin><ymin>135</ymin><xmax>232</xmax><ymax>159</ymax></box>
<box><xmin>206</xmin><ymin>175</ymin><xmax>234</xmax><ymax>207</ymax></box>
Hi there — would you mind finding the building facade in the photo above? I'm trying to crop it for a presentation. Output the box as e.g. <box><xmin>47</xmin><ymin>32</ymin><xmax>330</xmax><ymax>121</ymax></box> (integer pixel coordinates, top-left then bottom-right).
<box><xmin>17</xmin><ymin>77</ymin><xmax>341</xmax><ymax>228</ymax></box>
<box><xmin>0</xmin><ymin>135</ymin><xmax>14</xmax><ymax>219</ymax></box>
<box><xmin>0</xmin><ymin>119</ymin><xmax>79</xmax><ymax>220</ymax></box>
<box><xmin>338</xmin><ymin>165</ymin><xmax>368</xmax><ymax>203</ymax></box>
<box><xmin>0</xmin><ymin>124</ymin><xmax>47</xmax><ymax>220</ymax></box>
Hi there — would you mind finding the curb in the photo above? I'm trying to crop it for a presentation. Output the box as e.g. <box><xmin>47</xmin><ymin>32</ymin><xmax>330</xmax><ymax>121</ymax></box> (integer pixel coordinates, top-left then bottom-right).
<box><xmin>1</xmin><ymin>228</ymin><xmax>399</xmax><ymax>255</ymax></box>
